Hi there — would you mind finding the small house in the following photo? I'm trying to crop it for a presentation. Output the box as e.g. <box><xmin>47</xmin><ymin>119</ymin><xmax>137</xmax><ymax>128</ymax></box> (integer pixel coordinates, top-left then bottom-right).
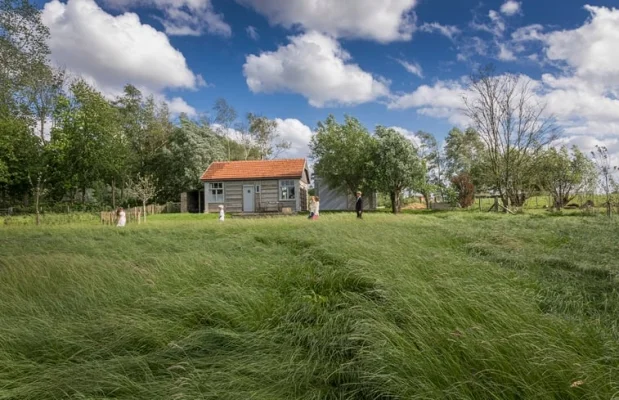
<box><xmin>313</xmin><ymin>175</ymin><xmax>378</xmax><ymax>211</ymax></box>
<box><xmin>200</xmin><ymin>159</ymin><xmax>311</xmax><ymax>214</ymax></box>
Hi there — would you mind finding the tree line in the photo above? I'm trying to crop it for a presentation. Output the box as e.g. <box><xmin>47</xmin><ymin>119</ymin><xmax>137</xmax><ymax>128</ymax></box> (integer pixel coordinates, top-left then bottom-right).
<box><xmin>2</xmin><ymin>0</ymin><xmax>616</xmax><ymax>217</ymax></box>
<box><xmin>0</xmin><ymin>0</ymin><xmax>290</xmax><ymax>214</ymax></box>
<box><xmin>311</xmin><ymin>68</ymin><xmax>615</xmax><ymax>214</ymax></box>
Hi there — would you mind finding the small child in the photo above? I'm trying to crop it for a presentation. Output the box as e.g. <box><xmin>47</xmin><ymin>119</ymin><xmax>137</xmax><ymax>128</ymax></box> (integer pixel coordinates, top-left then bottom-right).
<box><xmin>308</xmin><ymin>196</ymin><xmax>320</xmax><ymax>220</ymax></box>
<box><xmin>116</xmin><ymin>207</ymin><xmax>126</xmax><ymax>227</ymax></box>
<box><xmin>218</xmin><ymin>205</ymin><xmax>225</xmax><ymax>222</ymax></box>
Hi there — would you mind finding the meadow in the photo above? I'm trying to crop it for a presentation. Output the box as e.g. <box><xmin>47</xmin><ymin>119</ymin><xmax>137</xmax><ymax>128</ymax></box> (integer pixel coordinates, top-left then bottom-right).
<box><xmin>1</xmin><ymin>212</ymin><xmax>618</xmax><ymax>399</ymax></box>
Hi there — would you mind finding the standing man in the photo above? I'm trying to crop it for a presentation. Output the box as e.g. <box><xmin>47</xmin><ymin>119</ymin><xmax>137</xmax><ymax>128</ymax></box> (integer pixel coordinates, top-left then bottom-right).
<box><xmin>355</xmin><ymin>191</ymin><xmax>363</xmax><ymax>219</ymax></box>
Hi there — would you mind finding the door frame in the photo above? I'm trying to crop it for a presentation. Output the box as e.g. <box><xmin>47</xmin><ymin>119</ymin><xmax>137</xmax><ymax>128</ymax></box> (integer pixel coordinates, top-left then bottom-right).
<box><xmin>243</xmin><ymin>185</ymin><xmax>255</xmax><ymax>213</ymax></box>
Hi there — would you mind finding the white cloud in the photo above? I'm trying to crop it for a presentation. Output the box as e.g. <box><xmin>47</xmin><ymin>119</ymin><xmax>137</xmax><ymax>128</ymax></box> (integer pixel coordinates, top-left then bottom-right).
<box><xmin>166</xmin><ymin>97</ymin><xmax>198</xmax><ymax>116</ymax></box>
<box><xmin>274</xmin><ymin>118</ymin><xmax>314</xmax><ymax>158</ymax></box>
<box><xmin>545</xmin><ymin>5</ymin><xmax>619</xmax><ymax>88</ymax></box>
<box><xmin>388</xmin><ymin>80</ymin><xmax>471</xmax><ymax>126</ymax></box>
<box><xmin>470</xmin><ymin>9</ymin><xmax>505</xmax><ymax>38</ymax></box>
<box><xmin>497</xmin><ymin>43</ymin><xmax>516</xmax><ymax>61</ymax></box>
<box><xmin>500</xmin><ymin>1</ymin><xmax>522</xmax><ymax>16</ymax></box>
<box><xmin>419</xmin><ymin>22</ymin><xmax>460</xmax><ymax>41</ymax></box>
<box><xmin>512</xmin><ymin>24</ymin><xmax>545</xmax><ymax>42</ymax></box>
<box><xmin>243</xmin><ymin>31</ymin><xmax>390</xmax><ymax>107</ymax></box>
<box><xmin>390</xmin><ymin>126</ymin><xmax>421</xmax><ymax>147</ymax></box>
<box><xmin>457</xmin><ymin>36</ymin><xmax>489</xmax><ymax>60</ymax></box>
<box><xmin>246</xmin><ymin>25</ymin><xmax>259</xmax><ymax>40</ymax></box>
<box><xmin>236</xmin><ymin>0</ymin><xmax>418</xmax><ymax>43</ymax></box>
<box><xmin>213</xmin><ymin>118</ymin><xmax>314</xmax><ymax>159</ymax></box>
<box><xmin>42</xmin><ymin>0</ymin><xmax>200</xmax><ymax>115</ymax></box>
<box><xmin>392</xmin><ymin>5</ymin><xmax>619</xmax><ymax>165</ymax></box>
<box><xmin>396</xmin><ymin>59</ymin><xmax>423</xmax><ymax>78</ymax></box>
<box><xmin>488</xmin><ymin>10</ymin><xmax>506</xmax><ymax>35</ymax></box>
<box><xmin>102</xmin><ymin>0</ymin><xmax>231</xmax><ymax>37</ymax></box>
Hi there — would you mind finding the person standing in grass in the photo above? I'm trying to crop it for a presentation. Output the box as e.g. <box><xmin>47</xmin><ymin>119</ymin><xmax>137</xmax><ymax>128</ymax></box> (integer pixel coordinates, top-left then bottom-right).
<box><xmin>218</xmin><ymin>205</ymin><xmax>225</xmax><ymax>222</ymax></box>
<box><xmin>355</xmin><ymin>191</ymin><xmax>363</xmax><ymax>219</ymax></box>
<box><xmin>116</xmin><ymin>207</ymin><xmax>126</xmax><ymax>227</ymax></box>
<box><xmin>308</xmin><ymin>196</ymin><xmax>320</xmax><ymax>220</ymax></box>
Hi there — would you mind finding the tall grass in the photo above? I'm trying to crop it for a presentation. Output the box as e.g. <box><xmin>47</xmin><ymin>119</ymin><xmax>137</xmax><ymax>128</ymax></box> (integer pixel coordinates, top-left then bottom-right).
<box><xmin>1</xmin><ymin>213</ymin><xmax>618</xmax><ymax>399</ymax></box>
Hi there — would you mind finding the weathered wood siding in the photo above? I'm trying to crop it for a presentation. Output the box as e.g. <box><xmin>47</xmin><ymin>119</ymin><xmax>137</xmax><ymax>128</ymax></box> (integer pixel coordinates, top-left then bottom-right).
<box><xmin>205</xmin><ymin>179</ymin><xmax>307</xmax><ymax>213</ymax></box>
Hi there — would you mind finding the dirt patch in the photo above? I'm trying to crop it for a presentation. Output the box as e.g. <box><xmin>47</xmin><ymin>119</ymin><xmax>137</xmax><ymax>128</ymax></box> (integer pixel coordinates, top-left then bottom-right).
<box><xmin>402</xmin><ymin>203</ymin><xmax>427</xmax><ymax>210</ymax></box>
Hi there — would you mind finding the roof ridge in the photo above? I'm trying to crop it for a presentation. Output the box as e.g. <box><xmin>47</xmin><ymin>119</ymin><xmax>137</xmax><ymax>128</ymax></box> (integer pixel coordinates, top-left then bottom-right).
<box><xmin>210</xmin><ymin>158</ymin><xmax>305</xmax><ymax>163</ymax></box>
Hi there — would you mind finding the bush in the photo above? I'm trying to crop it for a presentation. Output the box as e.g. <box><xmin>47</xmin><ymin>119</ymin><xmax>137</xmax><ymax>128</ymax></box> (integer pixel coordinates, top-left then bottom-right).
<box><xmin>451</xmin><ymin>173</ymin><xmax>476</xmax><ymax>208</ymax></box>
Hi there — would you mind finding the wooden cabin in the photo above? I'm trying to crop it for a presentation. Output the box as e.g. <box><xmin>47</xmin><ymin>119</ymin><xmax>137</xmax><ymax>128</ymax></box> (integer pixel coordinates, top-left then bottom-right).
<box><xmin>200</xmin><ymin>159</ymin><xmax>311</xmax><ymax>214</ymax></box>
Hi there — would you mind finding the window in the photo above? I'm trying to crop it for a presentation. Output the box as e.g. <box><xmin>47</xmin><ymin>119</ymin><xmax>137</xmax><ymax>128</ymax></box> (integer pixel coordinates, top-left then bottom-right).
<box><xmin>255</xmin><ymin>185</ymin><xmax>261</xmax><ymax>193</ymax></box>
<box><xmin>208</xmin><ymin>182</ymin><xmax>224</xmax><ymax>202</ymax></box>
<box><xmin>280</xmin><ymin>180</ymin><xmax>296</xmax><ymax>200</ymax></box>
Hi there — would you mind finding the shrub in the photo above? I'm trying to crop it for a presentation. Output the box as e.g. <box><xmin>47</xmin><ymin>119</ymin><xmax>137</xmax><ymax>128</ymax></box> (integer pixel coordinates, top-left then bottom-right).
<box><xmin>451</xmin><ymin>173</ymin><xmax>476</xmax><ymax>208</ymax></box>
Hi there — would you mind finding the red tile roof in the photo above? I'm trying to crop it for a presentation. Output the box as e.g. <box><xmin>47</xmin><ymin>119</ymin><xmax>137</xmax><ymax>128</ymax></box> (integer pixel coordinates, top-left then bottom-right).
<box><xmin>200</xmin><ymin>159</ymin><xmax>307</xmax><ymax>181</ymax></box>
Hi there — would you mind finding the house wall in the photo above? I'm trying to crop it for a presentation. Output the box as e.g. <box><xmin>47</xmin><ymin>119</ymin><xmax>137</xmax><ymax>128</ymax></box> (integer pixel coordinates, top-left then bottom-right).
<box><xmin>314</xmin><ymin>177</ymin><xmax>377</xmax><ymax>211</ymax></box>
<box><xmin>204</xmin><ymin>179</ymin><xmax>303</xmax><ymax>213</ymax></box>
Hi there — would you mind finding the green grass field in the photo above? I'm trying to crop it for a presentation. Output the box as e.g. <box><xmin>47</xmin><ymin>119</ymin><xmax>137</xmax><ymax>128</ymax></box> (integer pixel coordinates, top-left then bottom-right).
<box><xmin>1</xmin><ymin>212</ymin><xmax>619</xmax><ymax>399</ymax></box>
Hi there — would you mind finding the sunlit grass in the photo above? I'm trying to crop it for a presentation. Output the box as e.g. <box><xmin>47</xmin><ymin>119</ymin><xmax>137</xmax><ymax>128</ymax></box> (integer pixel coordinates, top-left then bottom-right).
<box><xmin>1</xmin><ymin>212</ymin><xmax>618</xmax><ymax>399</ymax></box>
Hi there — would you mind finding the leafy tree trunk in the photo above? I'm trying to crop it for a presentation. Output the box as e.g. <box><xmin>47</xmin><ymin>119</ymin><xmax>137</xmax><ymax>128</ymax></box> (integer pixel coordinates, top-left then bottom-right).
<box><xmin>112</xmin><ymin>178</ymin><xmax>116</xmax><ymax>209</ymax></box>
<box><xmin>142</xmin><ymin>200</ymin><xmax>146</xmax><ymax>223</ymax></box>
<box><xmin>390</xmin><ymin>190</ymin><xmax>401</xmax><ymax>214</ymax></box>
<box><xmin>81</xmin><ymin>187</ymin><xmax>86</xmax><ymax>204</ymax></box>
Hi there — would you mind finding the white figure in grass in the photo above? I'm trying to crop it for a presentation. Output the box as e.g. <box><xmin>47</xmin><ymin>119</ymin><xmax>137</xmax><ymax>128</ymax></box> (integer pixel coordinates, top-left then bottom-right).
<box><xmin>218</xmin><ymin>204</ymin><xmax>225</xmax><ymax>222</ymax></box>
<box><xmin>116</xmin><ymin>207</ymin><xmax>126</xmax><ymax>227</ymax></box>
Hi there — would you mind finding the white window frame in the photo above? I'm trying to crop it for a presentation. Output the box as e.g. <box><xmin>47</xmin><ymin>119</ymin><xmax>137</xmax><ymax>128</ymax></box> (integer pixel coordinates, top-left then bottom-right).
<box><xmin>279</xmin><ymin>180</ymin><xmax>296</xmax><ymax>200</ymax></box>
<box><xmin>208</xmin><ymin>182</ymin><xmax>224</xmax><ymax>203</ymax></box>
<box><xmin>255</xmin><ymin>185</ymin><xmax>261</xmax><ymax>193</ymax></box>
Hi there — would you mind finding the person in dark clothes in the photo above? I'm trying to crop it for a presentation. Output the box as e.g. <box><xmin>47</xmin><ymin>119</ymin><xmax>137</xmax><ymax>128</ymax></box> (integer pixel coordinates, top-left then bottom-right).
<box><xmin>355</xmin><ymin>191</ymin><xmax>363</xmax><ymax>219</ymax></box>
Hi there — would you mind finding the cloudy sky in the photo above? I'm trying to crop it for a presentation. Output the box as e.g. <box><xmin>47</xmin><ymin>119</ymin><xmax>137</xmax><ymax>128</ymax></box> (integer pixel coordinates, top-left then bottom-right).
<box><xmin>35</xmin><ymin>0</ymin><xmax>619</xmax><ymax>160</ymax></box>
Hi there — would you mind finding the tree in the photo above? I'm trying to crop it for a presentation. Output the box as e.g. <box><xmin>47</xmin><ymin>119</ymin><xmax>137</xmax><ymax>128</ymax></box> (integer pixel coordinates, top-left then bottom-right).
<box><xmin>232</xmin><ymin>121</ymin><xmax>259</xmax><ymax>160</ymax></box>
<box><xmin>129</xmin><ymin>174</ymin><xmax>157</xmax><ymax>222</ymax></box>
<box><xmin>0</xmin><ymin>0</ymin><xmax>51</xmax><ymax>121</ymax></box>
<box><xmin>591</xmin><ymin>145</ymin><xmax>617</xmax><ymax>218</ymax></box>
<box><xmin>373</xmin><ymin>126</ymin><xmax>424</xmax><ymax>214</ymax></box>
<box><xmin>538</xmin><ymin>146</ymin><xmax>596</xmax><ymax>210</ymax></box>
<box><xmin>310</xmin><ymin>115</ymin><xmax>376</xmax><ymax>197</ymax></box>
<box><xmin>444</xmin><ymin>127</ymin><xmax>484</xmax><ymax>178</ymax></box>
<box><xmin>153</xmin><ymin>115</ymin><xmax>225</xmax><ymax>201</ymax></box>
<box><xmin>0</xmin><ymin>117</ymin><xmax>41</xmax><ymax>205</ymax></box>
<box><xmin>451</xmin><ymin>173</ymin><xmax>476</xmax><ymax>208</ymax></box>
<box><xmin>23</xmin><ymin>65</ymin><xmax>66</xmax><ymax>141</ymax></box>
<box><xmin>247</xmin><ymin>113</ymin><xmax>291</xmax><ymax>159</ymax></box>
<box><xmin>464</xmin><ymin>65</ymin><xmax>560</xmax><ymax>209</ymax></box>
<box><xmin>50</xmin><ymin>80</ymin><xmax>121</xmax><ymax>203</ymax></box>
<box><xmin>212</xmin><ymin>98</ymin><xmax>237</xmax><ymax>161</ymax></box>
<box><xmin>415</xmin><ymin>131</ymin><xmax>444</xmax><ymax>208</ymax></box>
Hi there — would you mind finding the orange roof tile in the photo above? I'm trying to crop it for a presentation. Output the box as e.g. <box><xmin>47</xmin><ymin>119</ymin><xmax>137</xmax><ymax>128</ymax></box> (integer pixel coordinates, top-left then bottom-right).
<box><xmin>200</xmin><ymin>159</ymin><xmax>307</xmax><ymax>181</ymax></box>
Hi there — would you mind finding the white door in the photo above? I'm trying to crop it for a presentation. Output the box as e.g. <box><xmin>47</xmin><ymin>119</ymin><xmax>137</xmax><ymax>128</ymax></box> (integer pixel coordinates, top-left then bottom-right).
<box><xmin>243</xmin><ymin>185</ymin><xmax>255</xmax><ymax>212</ymax></box>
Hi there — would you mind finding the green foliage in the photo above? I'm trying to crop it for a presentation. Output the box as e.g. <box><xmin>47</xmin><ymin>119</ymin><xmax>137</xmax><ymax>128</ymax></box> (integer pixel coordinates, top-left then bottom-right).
<box><xmin>0</xmin><ymin>0</ymin><xmax>51</xmax><ymax>121</ymax></box>
<box><xmin>247</xmin><ymin>113</ymin><xmax>291</xmax><ymax>160</ymax></box>
<box><xmin>50</xmin><ymin>80</ymin><xmax>122</xmax><ymax>200</ymax></box>
<box><xmin>444</xmin><ymin>127</ymin><xmax>484</xmax><ymax>178</ymax></box>
<box><xmin>310</xmin><ymin>115</ymin><xmax>376</xmax><ymax>196</ymax></box>
<box><xmin>538</xmin><ymin>146</ymin><xmax>597</xmax><ymax>209</ymax></box>
<box><xmin>153</xmin><ymin>116</ymin><xmax>225</xmax><ymax>200</ymax></box>
<box><xmin>1</xmin><ymin>213</ymin><xmax>619</xmax><ymax>398</ymax></box>
<box><xmin>373</xmin><ymin>126</ymin><xmax>424</xmax><ymax>213</ymax></box>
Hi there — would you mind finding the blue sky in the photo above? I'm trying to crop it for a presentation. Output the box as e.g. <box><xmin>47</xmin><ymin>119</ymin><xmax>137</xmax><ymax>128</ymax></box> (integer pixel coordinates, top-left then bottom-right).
<box><xmin>37</xmin><ymin>0</ymin><xmax>619</xmax><ymax>160</ymax></box>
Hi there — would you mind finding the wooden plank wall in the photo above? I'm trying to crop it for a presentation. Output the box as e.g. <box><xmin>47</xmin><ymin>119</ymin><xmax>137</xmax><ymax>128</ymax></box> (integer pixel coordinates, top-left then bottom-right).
<box><xmin>209</xmin><ymin>179</ymin><xmax>302</xmax><ymax>213</ymax></box>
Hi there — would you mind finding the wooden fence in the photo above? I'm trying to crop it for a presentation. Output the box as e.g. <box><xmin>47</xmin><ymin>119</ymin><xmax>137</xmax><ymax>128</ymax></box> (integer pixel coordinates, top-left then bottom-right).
<box><xmin>100</xmin><ymin>205</ymin><xmax>167</xmax><ymax>225</ymax></box>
